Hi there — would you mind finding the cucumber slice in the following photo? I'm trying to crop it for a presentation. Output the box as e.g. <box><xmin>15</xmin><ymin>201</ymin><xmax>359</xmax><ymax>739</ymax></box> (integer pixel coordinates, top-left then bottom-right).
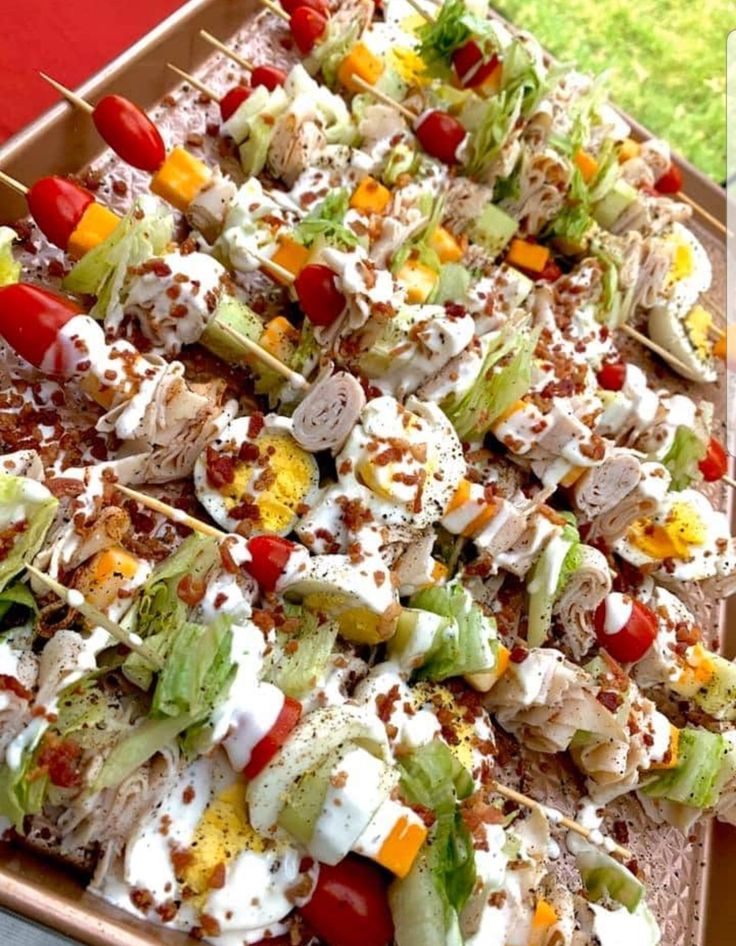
<box><xmin>577</xmin><ymin>845</ymin><xmax>645</xmax><ymax>913</ymax></box>
<box><xmin>592</xmin><ymin>179</ymin><xmax>638</xmax><ymax>230</ymax></box>
<box><xmin>470</xmin><ymin>204</ymin><xmax>518</xmax><ymax>258</ymax></box>
<box><xmin>201</xmin><ymin>295</ymin><xmax>263</xmax><ymax>364</ymax></box>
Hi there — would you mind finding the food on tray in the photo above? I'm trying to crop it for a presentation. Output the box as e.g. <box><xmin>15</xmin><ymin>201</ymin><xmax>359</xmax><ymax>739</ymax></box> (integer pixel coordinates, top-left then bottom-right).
<box><xmin>0</xmin><ymin>1</ymin><xmax>729</xmax><ymax>945</ymax></box>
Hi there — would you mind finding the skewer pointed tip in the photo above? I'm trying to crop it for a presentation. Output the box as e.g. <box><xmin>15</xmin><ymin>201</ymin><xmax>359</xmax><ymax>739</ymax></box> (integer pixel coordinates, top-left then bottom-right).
<box><xmin>39</xmin><ymin>71</ymin><xmax>94</xmax><ymax>114</ymax></box>
<box><xmin>0</xmin><ymin>168</ymin><xmax>29</xmax><ymax>196</ymax></box>
<box><xmin>199</xmin><ymin>30</ymin><xmax>256</xmax><ymax>72</ymax></box>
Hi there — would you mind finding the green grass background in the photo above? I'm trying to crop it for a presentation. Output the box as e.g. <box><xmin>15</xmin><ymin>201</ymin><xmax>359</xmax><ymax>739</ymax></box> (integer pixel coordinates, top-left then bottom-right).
<box><xmin>496</xmin><ymin>0</ymin><xmax>728</xmax><ymax>181</ymax></box>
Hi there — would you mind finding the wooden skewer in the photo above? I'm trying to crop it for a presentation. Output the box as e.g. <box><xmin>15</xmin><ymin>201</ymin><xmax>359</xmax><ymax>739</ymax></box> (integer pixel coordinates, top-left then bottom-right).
<box><xmin>249</xmin><ymin>247</ymin><xmax>299</xmax><ymax>284</ymax></box>
<box><xmin>404</xmin><ymin>0</ymin><xmax>436</xmax><ymax>22</ymax></box>
<box><xmin>351</xmin><ymin>75</ymin><xmax>417</xmax><ymax>122</ymax></box>
<box><xmin>0</xmin><ymin>169</ymin><xmax>29</xmax><ymax>196</ymax></box>
<box><xmin>218</xmin><ymin>322</ymin><xmax>310</xmax><ymax>388</ymax></box>
<box><xmin>199</xmin><ymin>30</ymin><xmax>255</xmax><ymax>72</ymax></box>
<box><xmin>490</xmin><ymin>780</ymin><xmax>633</xmax><ymax>861</ymax></box>
<box><xmin>167</xmin><ymin>63</ymin><xmax>219</xmax><ymax>99</ymax></box>
<box><xmin>259</xmin><ymin>0</ymin><xmax>291</xmax><ymax>22</ymax></box>
<box><xmin>676</xmin><ymin>191</ymin><xmax>731</xmax><ymax>239</ymax></box>
<box><xmin>621</xmin><ymin>324</ymin><xmax>694</xmax><ymax>378</ymax></box>
<box><xmin>115</xmin><ymin>485</ymin><xmax>228</xmax><ymax>538</ymax></box>
<box><xmin>723</xmin><ymin>475</ymin><xmax>736</xmax><ymax>491</ymax></box>
<box><xmin>26</xmin><ymin>564</ymin><xmax>163</xmax><ymax>669</ymax></box>
<box><xmin>39</xmin><ymin>72</ymin><xmax>94</xmax><ymax>113</ymax></box>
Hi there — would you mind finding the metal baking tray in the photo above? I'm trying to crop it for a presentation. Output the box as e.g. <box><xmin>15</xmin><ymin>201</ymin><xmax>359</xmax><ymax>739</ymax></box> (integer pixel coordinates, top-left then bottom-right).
<box><xmin>0</xmin><ymin>0</ymin><xmax>732</xmax><ymax>943</ymax></box>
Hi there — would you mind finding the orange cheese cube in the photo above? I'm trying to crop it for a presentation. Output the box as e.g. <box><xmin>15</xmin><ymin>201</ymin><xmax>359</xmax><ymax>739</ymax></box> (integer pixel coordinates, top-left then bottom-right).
<box><xmin>574</xmin><ymin>149</ymin><xmax>599</xmax><ymax>183</ymax></box>
<box><xmin>505</xmin><ymin>238</ymin><xmax>550</xmax><ymax>275</ymax></box>
<box><xmin>618</xmin><ymin>137</ymin><xmax>641</xmax><ymax>163</ymax></box>
<box><xmin>462</xmin><ymin>501</ymin><xmax>497</xmax><ymax>538</ymax></box>
<box><xmin>396</xmin><ymin>258</ymin><xmax>438</xmax><ymax>303</ymax></box>
<box><xmin>445</xmin><ymin>478</ymin><xmax>472</xmax><ymax>515</ymax></box>
<box><xmin>350</xmin><ymin>176</ymin><xmax>391</xmax><ymax>215</ymax></box>
<box><xmin>429</xmin><ymin>225</ymin><xmax>463</xmax><ymax>263</ymax></box>
<box><xmin>430</xmin><ymin>560</ymin><xmax>448</xmax><ymax>584</ymax></box>
<box><xmin>67</xmin><ymin>202</ymin><xmax>121</xmax><ymax>259</ymax></box>
<box><xmin>259</xmin><ymin>316</ymin><xmax>300</xmax><ymax>362</ymax></box>
<box><xmin>650</xmin><ymin>725</ymin><xmax>681</xmax><ymax>770</ymax></box>
<box><xmin>270</xmin><ymin>236</ymin><xmax>310</xmax><ymax>282</ymax></box>
<box><xmin>150</xmin><ymin>146</ymin><xmax>212</xmax><ymax>211</ymax></box>
<box><xmin>561</xmin><ymin>466</ymin><xmax>586</xmax><ymax>488</ymax></box>
<box><xmin>465</xmin><ymin>644</ymin><xmax>510</xmax><ymax>693</ymax></box>
<box><xmin>375</xmin><ymin>814</ymin><xmax>427</xmax><ymax>878</ymax></box>
<box><xmin>338</xmin><ymin>42</ymin><xmax>384</xmax><ymax>93</ymax></box>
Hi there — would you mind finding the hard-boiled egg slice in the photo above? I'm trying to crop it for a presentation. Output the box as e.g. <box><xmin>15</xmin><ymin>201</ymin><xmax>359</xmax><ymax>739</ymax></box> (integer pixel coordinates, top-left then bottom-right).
<box><xmin>648</xmin><ymin>304</ymin><xmax>717</xmax><ymax>384</ymax></box>
<box><xmin>195</xmin><ymin>415</ymin><xmax>319</xmax><ymax>534</ymax></box>
<box><xmin>615</xmin><ymin>488</ymin><xmax>731</xmax><ymax>581</ymax></box>
<box><xmin>653</xmin><ymin>223</ymin><xmax>712</xmax><ymax>319</ymax></box>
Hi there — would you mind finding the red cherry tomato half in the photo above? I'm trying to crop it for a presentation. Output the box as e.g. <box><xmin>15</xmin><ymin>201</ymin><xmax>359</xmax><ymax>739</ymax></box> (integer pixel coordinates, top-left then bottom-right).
<box><xmin>244</xmin><ymin>695</ymin><xmax>302</xmax><ymax>779</ymax></box>
<box><xmin>594</xmin><ymin>594</ymin><xmax>658</xmax><ymax>663</ymax></box>
<box><xmin>451</xmin><ymin>41</ymin><xmax>499</xmax><ymax>89</ymax></box>
<box><xmin>290</xmin><ymin>7</ymin><xmax>328</xmax><ymax>55</ymax></box>
<box><xmin>0</xmin><ymin>283</ymin><xmax>81</xmax><ymax>371</ymax></box>
<box><xmin>26</xmin><ymin>176</ymin><xmax>94</xmax><ymax>251</ymax></box>
<box><xmin>295</xmin><ymin>263</ymin><xmax>347</xmax><ymax>327</ymax></box>
<box><xmin>597</xmin><ymin>360</ymin><xmax>627</xmax><ymax>392</ymax></box>
<box><xmin>299</xmin><ymin>856</ymin><xmax>394</xmax><ymax>946</ymax></box>
<box><xmin>414</xmin><ymin>110</ymin><xmax>467</xmax><ymax>165</ymax></box>
<box><xmin>282</xmin><ymin>0</ymin><xmax>329</xmax><ymax>16</ymax></box>
<box><xmin>654</xmin><ymin>163</ymin><xmax>682</xmax><ymax>195</ymax></box>
<box><xmin>251</xmin><ymin>65</ymin><xmax>288</xmax><ymax>91</ymax></box>
<box><xmin>92</xmin><ymin>95</ymin><xmax>166</xmax><ymax>173</ymax></box>
<box><xmin>699</xmin><ymin>436</ymin><xmax>728</xmax><ymax>482</ymax></box>
<box><xmin>245</xmin><ymin>534</ymin><xmax>298</xmax><ymax>591</ymax></box>
<box><xmin>220</xmin><ymin>85</ymin><xmax>252</xmax><ymax>121</ymax></box>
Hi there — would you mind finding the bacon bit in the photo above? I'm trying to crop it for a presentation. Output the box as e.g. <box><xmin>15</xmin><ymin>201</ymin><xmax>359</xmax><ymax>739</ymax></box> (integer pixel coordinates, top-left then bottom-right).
<box><xmin>248</xmin><ymin>413</ymin><xmax>265</xmax><ymax>438</ymax></box>
<box><xmin>461</xmin><ymin>792</ymin><xmax>505</xmax><ymax>847</ymax></box>
<box><xmin>219</xmin><ymin>540</ymin><xmax>240</xmax><ymax>574</ymax></box>
<box><xmin>252</xmin><ymin>609</ymin><xmax>276</xmax><ymax>634</ymax></box>
<box><xmin>373</xmin><ymin>445</ymin><xmax>403</xmax><ymax>466</ymax></box>
<box><xmin>182</xmin><ymin>785</ymin><xmax>196</xmax><ymax>804</ymax></box>
<box><xmin>597</xmin><ymin>690</ymin><xmax>622</xmax><ymax>713</ymax></box>
<box><xmin>208</xmin><ymin>862</ymin><xmax>227</xmax><ymax>890</ymax></box>
<box><xmin>613</xmin><ymin>820</ymin><xmax>630</xmax><ymax>845</ymax></box>
<box><xmin>155</xmin><ymin>900</ymin><xmax>178</xmax><ymax>922</ymax></box>
<box><xmin>413</xmin><ymin>468</ymin><xmax>427</xmax><ymax>514</ymax></box>
<box><xmin>0</xmin><ymin>520</ymin><xmax>28</xmax><ymax>560</ymax></box>
<box><xmin>338</xmin><ymin>496</ymin><xmax>373</xmax><ymax>532</ymax></box>
<box><xmin>197</xmin><ymin>914</ymin><xmax>222</xmax><ymax>938</ymax></box>
<box><xmin>205</xmin><ymin>446</ymin><xmax>236</xmax><ymax>489</ymax></box>
<box><xmin>376</xmin><ymin>685</ymin><xmax>401</xmax><ymax>724</ymax></box>
<box><xmin>374</xmin><ymin>570</ymin><xmax>386</xmax><ymax>587</ymax></box>
<box><xmin>239</xmin><ymin>441</ymin><xmax>260</xmax><ymax>462</ymax></box>
<box><xmin>171</xmin><ymin>847</ymin><xmax>195</xmax><ymax>875</ymax></box>
<box><xmin>509</xmin><ymin>646</ymin><xmax>529</xmax><ymax>664</ymax></box>
<box><xmin>286</xmin><ymin>874</ymin><xmax>315</xmax><ymax>904</ymax></box>
<box><xmin>129</xmin><ymin>889</ymin><xmax>155</xmax><ymax>914</ymax></box>
<box><xmin>229</xmin><ymin>501</ymin><xmax>262</xmax><ymax>522</ymax></box>
<box><xmin>34</xmin><ymin>733</ymin><xmax>83</xmax><ymax>788</ymax></box>
<box><xmin>330</xmin><ymin>769</ymin><xmax>349</xmax><ymax>789</ymax></box>
<box><xmin>0</xmin><ymin>674</ymin><xmax>32</xmax><ymax>701</ymax></box>
<box><xmin>177</xmin><ymin>575</ymin><xmax>206</xmax><ymax>607</ymax></box>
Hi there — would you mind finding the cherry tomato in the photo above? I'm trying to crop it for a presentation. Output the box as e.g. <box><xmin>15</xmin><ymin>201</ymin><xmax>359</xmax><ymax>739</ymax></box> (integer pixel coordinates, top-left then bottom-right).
<box><xmin>244</xmin><ymin>534</ymin><xmax>298</xmax><ymax>591</ymax></box>
<box><xmin>654</xmin><ymin>163</ymin><xmax>682</xmax><ymax>195</ymax></box>
<box><xmin>597</xmin><ymin>360</ymin><xmax>627</xmax><ymax>391</ymax></box>
<box><xmin>244</xmin><ymin>695</ymin><xmax>302</xmax><ymax>779</ymax></box>
<box><xmin>451</xmin><ymin>41</ymin><xmax>500</xmax><ymax>89</ymax></box>
<box><xmin>295</xmin><ymin>263</ymin><xmax>346</xmax><ymax>327</ymax></box>
<box><xmin>290</xmin><ymin>7</ymin><xmax>328</xmax><ymax>54</ymax></box>
<box><xmin>298</xmin><ymin>856</ymin><xmax>394</xmax><ymax>946</ymax></box>
<box><xmin>699</xmin><ymin>436</ymin><xmax>728</xmax><ymax>482</ymax></box>
<box><xmin>92</xmin><ymin>95</ymin><xmax>166</xmax><ymax>172</ymax></box>
<box><xmin>0</xmin><ymin>283</ymin><xmax>81</xmax><ymax>371</ymax></box>
<box><xmin>251</xmin><ymin>65</ymin><xmax>288</xmax><ymax>91</ymax></box>
<box><xmin>414</xmin><ymin>110</ymin><xmax>467</xmax><ymax>165</ymax></box>
<box><xmin>594</xmin><ymin>594</ymin><xmax>658</xmax><ymax>663</ymax></box>
<box><xmin>220</xmin><ymin>85</ymin><xmax>252</xmax><ymax>121</ymax></box>
<box><xmin>282</xmin><ymin>0</ymin><xmax>329</xmax><ymax>15</ymax></box>
<box><xmin>538</xmin><ymin>258</ymin><xmax>562</xmax><ymax>282</ymax></box>
<box><xmin>27</xmin><ymin>176</ymin><xmax>94</xmax><ymax>251</ymax></box>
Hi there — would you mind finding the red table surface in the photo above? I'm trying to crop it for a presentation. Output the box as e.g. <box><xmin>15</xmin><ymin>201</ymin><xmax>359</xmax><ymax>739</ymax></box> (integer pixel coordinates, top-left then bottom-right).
<box><xmin>0</xmin><ymin>0</ymin><xmax>187</xmax><ymax>145</ymax></box>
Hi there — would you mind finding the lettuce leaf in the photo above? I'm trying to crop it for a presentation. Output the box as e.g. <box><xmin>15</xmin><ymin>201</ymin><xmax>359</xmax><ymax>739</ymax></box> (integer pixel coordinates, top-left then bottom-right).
<box><xmin>62</xmin><ymin>196</ymin><xmax>173</xmax><ymax>318</ymax></box>
<box><xmin>0</xmin><ymin>226</ymin><xmax>20</xmax><ymax>287</ymax></box>
<box><xmin>661</xmin><ymin>427</ymin><xmax>708</xmax><ymax>491</ymax></box>
<box><xmin>398</xmin><ymin>742</ymin><xmax>476</xmax><ymax>924</ymax></box>
<box><xmin>526</xmin><ymin>514</ymin><xmax>581</xmax><ymax>647</ymax></box>
<box><xmin>409</xmin><ymin>581</ymin><xmax>498</xmax><ymax>680</ymax></box>
<box><xmin>640</xmin><ymin>728</ymin><xmax>726</xmax><ymax>809</ymax></box>
<box><xmin>307</xmin><ymin>19</ymin><xmax>360</xmax><ymax>87</ymax></box>
<box><xmin>123</xmin><ymin>534</ymin><xmax>220</xmax><ymax>689</ymax></box>
<box><xmin>265</xmin><ymin>607</ymin><xmax>338</xmax><ymax>698</ymax></box>
<box><xmin>576</xmin><ymin>841</ymin><xmax>645</xmax><ymax>912</ymax></box>
<box><xmin>0</xmin><ymin>476</ymin><xmax>58</xmax><ymax>594</ymax></box>
<box><xmin>0</xmin><ymin>746</ymin><xmax>48</xmax><ymax>829</ymax></box>
<box><xmin>433</xmin><ymin>262</ymin><xmax>471</xmax><ymax>305</ymax></box>
<box><xmin>152</xmin><ymin>616</ymin><xmax>235</xmax><ymax>719</ymax></box>
<box><xmin>462</xmin><ymin>87</ymin><xmax>525</xmax><ymax>181</ymax></box>
<box><xmin>416</xmin><ymin>0</ymin><xmax>496</xmax><ymax>81</ymax></box>
<box><xmin>0</xmin><ymin>581</ymin><xmax>37</xmax><ymax>623</ymax></box>
<box><xmin>294</xmin><ymin>189</ymin><xmax>360</xmax><ymax>250</ymax></box>
<box><xmin>93</xmin><ymin>713</ymin><xmax>195</xmax><ymax>792</ymax></box>
<box><xmin>442</xmin><ymin>322</ymin><xmax>537</xmax><ymax>440</ymax></box>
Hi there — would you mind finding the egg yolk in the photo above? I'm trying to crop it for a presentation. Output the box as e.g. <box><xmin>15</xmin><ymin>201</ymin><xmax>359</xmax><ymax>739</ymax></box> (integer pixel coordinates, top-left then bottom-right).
<box><xmin>666</xmin><ymin>235</ymin><xmax>695</xmax><ymax>286</ymax></box>
<box><xmin>684</xmin><ymin>305</ymin><xmax>713</xmax><ymax>359</ymax></box>
<box><xmin>388</xmin><ymin>47</ymin><xmax>427</xmax><ymax>85</ymax></box>
<box><xmin>222</xmin><ymin>432</ymin><xmax>316</xmax><ymax>534</ymax></box>
<box><xmin>628</xmin><ymin>502</ymin><xmax>707</xmax><ymax>561</ymax></box>
<box><xmin>178</xmin><ymin>780</ymin><xmax>263</xmax><ymax>897</ymax></box>
<box><xmin>356</xmin><ymin>414</ymin><xmax>435</xmax><ymax>506</ymax></box>
<box><xmin>411</xmin><ymin>683</ymin><xmax>478</xmax><ymax>772</ymax></box>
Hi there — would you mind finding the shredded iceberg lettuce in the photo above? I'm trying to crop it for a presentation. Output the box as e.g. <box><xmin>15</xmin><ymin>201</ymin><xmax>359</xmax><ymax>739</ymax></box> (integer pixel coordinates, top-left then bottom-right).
<box><xmin>294</xmin><ymin>189</ymin><xmax>360</xmax><ymax>249</ymax></box>
<box><xmin>526</xmin><ymin>513</ymin><xmax>581</xmax><ymax>647</ymax></box>
<box><xmin>661</xmin><ymin>427</ymin><xmax>708</xmax><ymax>491</ymax></box>
<box><xmin>265</xmin><ymin>607</ymin><xmax>338</xmax><ymax>698</ymax></box>
<box><xmin>0</xmin><ymin>476</ymin><xmax>58</xmax><ymax>594</ymax></box>
<box><xmin>417</xmin><ymin>0</ymin><xmax>497</xmax><ymax>82</ymax></box>
<box><xmin>0</xmin><ymin>581</ymin><xmax>37</xmax><ymax>623</ymax></box>
<box><xmin>0</xmin><ymin>746</ymin><xmax>48</xmax><ymax>829</ymax></box>
<box><xmin>641</xmin><ymin>728</ymin><xmax>726</xmax><ymax>809</ymax></box>
<box><xmin>442</xmin><ymin>321</ymin><xmax>537</xmax><ymax>440</ymax></box>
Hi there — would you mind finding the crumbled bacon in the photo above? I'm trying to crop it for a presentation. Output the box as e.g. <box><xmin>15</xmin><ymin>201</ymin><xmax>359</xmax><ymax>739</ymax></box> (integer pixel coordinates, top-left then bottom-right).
<box><xmin>0</xmin><ymin>675</ymin><xmax>32</xmax><ymax>701</ymax></box>
<box><xmin>177</xmin><ymin>575</ymin><xmax>207</xmax><ymax>606</ymax></box>
<box><xmin>205</xmin><ymin>446</ymin><xmax>236</xmax><ymax>489</ymax></box>
<box><xmin>248</xmin><ymin>413</ymin><xmax>265</xmax><ymax>438</ymax></box>
<box><xmin>130</xmin><ymin>888</ymin><xmax>154</xmax><ymax>913</ymax></box>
